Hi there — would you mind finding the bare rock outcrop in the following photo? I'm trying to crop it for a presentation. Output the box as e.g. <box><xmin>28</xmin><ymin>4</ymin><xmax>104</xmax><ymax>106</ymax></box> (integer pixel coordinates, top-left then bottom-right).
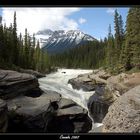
<box><xmin>46</xmin><ymin>98</ymin><xmax>92</xmax><ymax>133</ymax></box>
<box><xmin>0</xmin><ymin>70</ymin><xmax>40</xmax><ymax>99</ymax></box>
<box><xmin>7</xmin><ymin>91</ymin><xmax>92</xmax><ymax>133</ymax></box>
<box><xmin>68</xmin><ymin>70</ymin><xmax>114</xmax><ymax>123</ymax></box>
<box><xmin>102</xmin><ymin>85</ymin><xmax>140</xmax><ymax>133</ymax></box>
<box><xmin>7</xmin><ymin>91</ymin><xmax>61</xmax><ymax>132</ymax></box>
<box><xmin>107</xmin><ymin>72</ymin><xmax>140</xmax><ymax>95</ymax></box>
<box><xmin>68</xmin><ymin>70</ymin><xmax>109</xmax><ymax>92</ymax></box>
<box><xmin>19</xmin><ymin>69</ymin><xmax>46</xmax><ymax>78</ymax></box>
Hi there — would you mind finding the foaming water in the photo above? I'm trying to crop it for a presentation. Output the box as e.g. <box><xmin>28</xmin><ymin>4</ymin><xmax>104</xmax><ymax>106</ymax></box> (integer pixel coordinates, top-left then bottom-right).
<box><xmin>38</xmin><ymin>68</ymin><xmax>103</xmax><ymax>132</ymax></box>
<box><xmin>39</xmin><ymin>69</ymin><xmax>94</xmax><ymax>109</ymax></box>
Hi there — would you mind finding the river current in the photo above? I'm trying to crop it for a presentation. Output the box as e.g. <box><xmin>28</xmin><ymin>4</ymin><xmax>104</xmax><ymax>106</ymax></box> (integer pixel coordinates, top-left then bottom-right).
<box><xmin>38</xmin><ymin>68</ymin><xmax>103</xmax><ymax>132</ymax></box>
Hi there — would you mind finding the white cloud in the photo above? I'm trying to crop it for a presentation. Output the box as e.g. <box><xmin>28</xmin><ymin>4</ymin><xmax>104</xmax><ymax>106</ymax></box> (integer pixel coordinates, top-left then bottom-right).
<box><xmin>106</xmin><ymin>8</ymin><xmax>115</xmax><ymax>15</ymax></box>
<box><xmin>2</xmin><ymin>8</ymin><xmax>81</xmax><ymax>35</ymax></box>
<box><xmin>78</xmin><ymin>17</ymin><xmax>87</xmax><ymax>24</ymax></box>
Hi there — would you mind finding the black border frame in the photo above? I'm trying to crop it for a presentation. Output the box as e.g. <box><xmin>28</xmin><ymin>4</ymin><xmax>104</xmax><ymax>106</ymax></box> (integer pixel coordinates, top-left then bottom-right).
<box><xmin>0</xmin><ymin>0</ymin><xmax>140</xmax><ymax>6</ymax></box>
<box><xmin>0</xmin><ymin>0</ymin><xmax>140</xmax><ymax>138</ymax></box>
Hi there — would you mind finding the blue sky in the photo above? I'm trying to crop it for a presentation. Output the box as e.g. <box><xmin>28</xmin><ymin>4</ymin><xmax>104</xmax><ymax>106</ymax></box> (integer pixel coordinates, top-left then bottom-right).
<box><xmin>68</xmin><ymin>8</ymin><xmax>129</xmax><ymax>39</ymax></box>
<box><xmin>0</xmin><ymin>7</ymin><xmax>129</xmax><ymax>40</ymax></box>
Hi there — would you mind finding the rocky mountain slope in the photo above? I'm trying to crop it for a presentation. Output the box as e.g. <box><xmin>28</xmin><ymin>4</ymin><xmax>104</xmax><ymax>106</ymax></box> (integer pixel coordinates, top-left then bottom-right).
<box><xmin>35</xmin><ymin>29</ymin><xmax>96</xmax><ymax>54</ymax></box>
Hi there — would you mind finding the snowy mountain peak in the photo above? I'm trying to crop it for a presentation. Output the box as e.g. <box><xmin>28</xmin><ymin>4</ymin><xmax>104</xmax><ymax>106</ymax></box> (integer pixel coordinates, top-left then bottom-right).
<box><xmin>35</xmin><ymin>29</ymin><xmax>96</xmax><ymax>54</ymax></box>
<box><xmin>36</xmin><ymin>29</ymin><xmax>53</xmax><ymax>35</ymax></box>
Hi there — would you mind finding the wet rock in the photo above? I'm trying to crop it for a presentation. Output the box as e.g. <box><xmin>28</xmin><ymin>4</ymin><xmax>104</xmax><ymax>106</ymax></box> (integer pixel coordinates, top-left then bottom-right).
<box><xmin>88</xmin><ymin>86</ymin><xmax>115</xmax><ymax>123</ymax></box>
<box><xmin>68</xmin><ymin>77</ymin><xmax>101</xmax><ymax>92</ymax></box>
<box><xmin>68</xmin><ymin>70</ymin><xmax>114</xmax><ymax>123</ymax></box>
<box><xmin>58</xmin><ymin>98</ymin><xmax>77</xmax><ymax>109</ymax></box>
<box><xmin>62</xmin><ymin>72</ymin><xmax>66</xmax><ymax>74</ymax></box>
<box><xmin>68</xmin><ymin>70</ymin><xmax>108</xmax><ymax>92</ymax></box>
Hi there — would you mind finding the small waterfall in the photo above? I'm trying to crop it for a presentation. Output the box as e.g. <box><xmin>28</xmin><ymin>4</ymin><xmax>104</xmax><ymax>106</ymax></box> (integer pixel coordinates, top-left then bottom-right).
<box><xmin>39</xmin><ymin>69</ymin><xmax>103</xmax><ymax>132</ymax></box>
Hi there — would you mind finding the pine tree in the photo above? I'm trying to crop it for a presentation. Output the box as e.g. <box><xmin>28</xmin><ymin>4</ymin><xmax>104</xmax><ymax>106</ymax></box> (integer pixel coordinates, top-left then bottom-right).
<box><xmin>35</xmin><ymin>40</ymin><xmax>41</xmax><ymax>71</ymax></box>
<box><xmin>123</xmin><ymin>7</ymin><xmax>140</xmax><ymax>70</ymax></box>
<box><xmin>0</xmin><ymin>22</ymin><xmax>4</xmax><ymax>63</ymax></box>
<box><xmin>113</xmin><ymin>9</ymin><xmax>125</xmax><ymax>72</ymax></box>
<box><xmin>13</xmin><ymin>11</ymin><xmax>19</xmax><ymax>65</ymax></box>
<box><xmin>131</xmin><ymin>8</ymin><xmax>140</xmax><ymax>69</ymax></box>
<box><xmin>24</xmin><ymin>28</ymin><xmax>30</xmax><ymax>68</ymax></box>
<box><xmin>31</xmin><ymin>33</ymin><xmax>36</xmax><ymax>69</ymax></box>
<box><xmin>114</xmin><ymin>9</ymin><xmax>121</xmax><ymax>67</ymax></box>
<box><xmin>18</xmin><ymin>33</ymin><xmax>24</xmax><ymax>67</ymax></box>
<box><xmin>7</xmin><ymin>23</ymin><xmax>14</xmax><ymax>63</ymax></box>
<box><xmin>0</xmin><ymin>13</ymin><xmax>49</xmax><ymax>72</ymax></box>
<box><xmin>119</xmin><ymin>15</ymin><xmax>124</xmax><ymax>46</ymax></box>
<box><xmin>0</xmin><ymin>16</ymin><xmax>2</xmax><ymax>24</ymax></box>
<box><xmin>106</xmin><ymin>24</ymin><xmax>114</xmax><ymax>68</ymax></box>
<box><xmin>118</xmin><ymin>15</ymin><xmax>125</xmax><ymax>67</ymax></box>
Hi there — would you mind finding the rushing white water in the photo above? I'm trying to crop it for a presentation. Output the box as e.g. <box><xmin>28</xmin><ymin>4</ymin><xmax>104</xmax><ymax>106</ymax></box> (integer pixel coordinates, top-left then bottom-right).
<box><xmin>38</xmin><ymin>68</ymin><xmax>103</xmax><ymax>132</ymax></box>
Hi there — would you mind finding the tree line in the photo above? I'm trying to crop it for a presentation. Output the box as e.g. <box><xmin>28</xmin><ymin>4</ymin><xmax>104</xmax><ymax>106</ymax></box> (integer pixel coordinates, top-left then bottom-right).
<box><xmin>49</xmin><ymin>40</ymin><xmax>106</xmax><ymax>69</ymax></box>
<box><xmin>0</xmin><ymin>12</ymin><xmax>49</xmax><ymax>73</ymax></box>
<box><xmin>49</xmin><ymin>7</ymin><xmax>140</xmax><ymax>74</ymax></box>
<box><xmin>0</xmin><ymin>8</ymin><xmax>140</xmax><ymax>74</ymax></box>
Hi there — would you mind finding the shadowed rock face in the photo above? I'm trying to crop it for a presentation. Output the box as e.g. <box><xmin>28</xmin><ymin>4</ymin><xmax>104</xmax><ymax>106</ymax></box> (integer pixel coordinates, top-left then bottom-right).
<box><xmin>0</xmin><ymin>99</ymin><xmax>8</xmax><ymax>133</ymax></box>
<box><xmin>103</xmin><ymin>85</ymin><xmax>140</xmax><ymax>133</ymax></box>
<box><xmin>0</xmin><ymin>69</ymin><xmax>92</xmax><ymax>133</ymax></box>
<box><xmin>7</xmin><ymin>92</ymin><xmax>92</xmax><ymax>133</ymax></box>
<box><xmin>47</xmin><ymin>98</ymin><xmax>92</xmax><ymax>133</ymax></box>
<box><xmin>7</xmin><ymin>91</ymin><xmax>61</xmax><ymax>133</ymax></box>
<box><xmin>0</xmin><ymin>70</ymin><xmax>40</xmax><ymax>99</ymax></box>
<box><xmin>47</xmin><ymin>114</ymin><xmax>92</xmax><ymax>133</ymax></box>
<box><xmin>68</xmin><ymin>78</ymin><xmax>96</xmax><ymax>91</ymax></box>
<box><xmin>68</xmin><ymin>70</ymin><xmax>114</xmax><ymax>123</ymax></box>
<box><xmin>87</xmin><ymin>86</ymin><xmax>115</xmax><ymax>123</ymax></box>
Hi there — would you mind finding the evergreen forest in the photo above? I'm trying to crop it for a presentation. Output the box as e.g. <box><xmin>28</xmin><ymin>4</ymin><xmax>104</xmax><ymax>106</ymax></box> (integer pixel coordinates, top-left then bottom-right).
<box><xmin>49</xmin><ymin>8</ymin><xmax>140</xmax><ymax>74</ymax></box>
<box><xmin>0</xmin><ymin>7</ymin><xmax>140</xmax><ymax>74</ymax></box>
<box><xmin>0</xmin><ymin>12</ymin><xmax>49</xmax><ymax>73</ymax></box>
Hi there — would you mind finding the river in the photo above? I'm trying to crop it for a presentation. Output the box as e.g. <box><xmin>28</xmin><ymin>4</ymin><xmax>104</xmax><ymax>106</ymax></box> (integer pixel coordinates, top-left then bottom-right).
<box><xmin>38</xmin><ymin>68</ymin><xmax>103</xmax><ymax>132</ymax></box>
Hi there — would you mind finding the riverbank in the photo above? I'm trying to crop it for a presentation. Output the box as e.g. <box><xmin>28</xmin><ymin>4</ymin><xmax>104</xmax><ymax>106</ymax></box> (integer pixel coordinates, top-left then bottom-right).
<box><xmin>0</xmin><ymin>69</ymin><xmax>93</xmax><ymax>133</ymax></box>
<box><xmin>0</xmin><ymin>68</ymin><xmax>140</xmax><ymax>133</ymax></box>
<box><xmin>68</xmin><ymin>69</ymin><xmax>140</xmax><ymax>133</ymax></box>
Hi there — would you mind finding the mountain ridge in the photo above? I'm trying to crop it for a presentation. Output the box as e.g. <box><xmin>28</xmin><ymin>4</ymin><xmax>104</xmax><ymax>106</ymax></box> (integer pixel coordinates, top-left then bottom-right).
<box><xmin>35</xmin><ymin>29</ymin><xmax>97</xmax><ymax>54</ymax></box>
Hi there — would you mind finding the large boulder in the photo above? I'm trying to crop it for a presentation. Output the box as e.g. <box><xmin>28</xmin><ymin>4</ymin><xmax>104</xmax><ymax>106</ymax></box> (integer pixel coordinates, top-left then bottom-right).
<box><xmin>68</xmin><ymin>76</ymin><xmax>95</xmax><ymax>91</ymax></box>
<box><xmin>102</xmin><ymin>85</ymin><xmax>140</xmax><ymax>133</ymax></box>
<box><xmin>68</xmin><ymin>72</ymin><xmax>107</xmax><ymax>92</ymax></box>
<box><xmin>6</xmin><ymin>91</ymin><xmax>92</xmax><ymax>133</ymax></box>
<box><xmin>0</xmin><ymin>70</ymin><xmax>40</xmax><ymax>99</ymax></box>
<box><xmin>68</xmin><ymin>70</ymin><xmax>113</xmax><ymax>123</ymax></box>
<box><xmin>0</xmin><ymin>99</ymin><xmax>8</xmax><ymax>133</ymax></box>
<box><xmin>7</xmin><ymin>91</ymin><xmax>61</xmax><ymax>132</ymax></box>
<box><xmin>92</xmin><ymin>69</ymin><xmax>111</xmax><ymax>80</ymax></box>
<box><xmin>19</xmin><ymin>69</ymin><xmax>46</xmax><ymax>78</ymax></box>
<box><xmin>88</xmin><ymin>86</ymin><xmax>115</xmax><ymax>123</ymax></box>
<box><xmin>107</xmin><ymin>72</ymin><xmax>140</xmax><ymax>95</ymax></box>
<box><xmin>47</xmin><ymin>98</ymin><xmax>92</xmax><ymax>133</ymax></box>
<box><xmin>58</xmin><ymin>98</ymin><xmax>77</xmax><ymax>109</ymax></box>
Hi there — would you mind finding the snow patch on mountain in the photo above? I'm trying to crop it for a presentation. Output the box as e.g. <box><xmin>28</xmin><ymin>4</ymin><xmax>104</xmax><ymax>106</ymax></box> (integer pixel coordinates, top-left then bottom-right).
<box><xmin>35</xmin><ymin>29</ymin><xmax>96</xmax><ymax>53</ymax></box>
